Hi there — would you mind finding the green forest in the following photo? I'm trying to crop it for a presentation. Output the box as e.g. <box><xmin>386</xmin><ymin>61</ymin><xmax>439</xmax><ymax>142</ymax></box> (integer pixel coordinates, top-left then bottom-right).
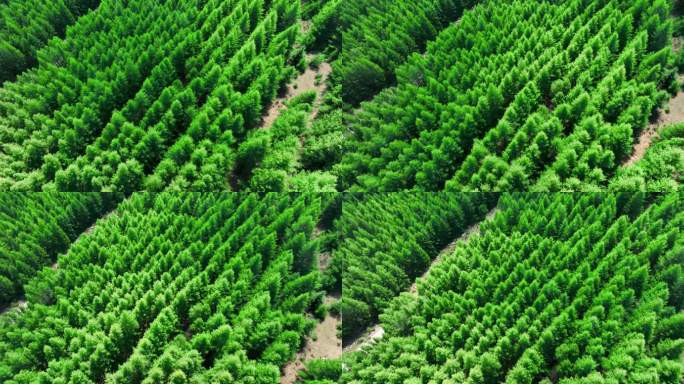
<box><xmin>0</xmin><ymin>193</ymin><xmax>341</xmax><ymax>383</ymax></box>
<box><xmin>1</xmin><ymin>192</ymin><xmax>681</xmax><ymax>383</ymax></box>
<box><xmin>327</xmin><ymin>193</ymin><xmax>684</xmax><ymax>384</ymax></box>
<box><xmin>334</xmin><ymin>192</ymin><xmax>496</xmax><ymax>341</ymax></box>
<box><xmin>0</xmin><ymin>0</ymin><xmax>682</xmax><ymax>191</ymax></box>
<box><xmin>1</xmin><ymin>0</ymin><xmax>684</xmax><ymax>382</ymax></box>
<box><xmin>0</xmin><ymin>193</ymin><xmax>120</xmax><ymax>306</ymax></box>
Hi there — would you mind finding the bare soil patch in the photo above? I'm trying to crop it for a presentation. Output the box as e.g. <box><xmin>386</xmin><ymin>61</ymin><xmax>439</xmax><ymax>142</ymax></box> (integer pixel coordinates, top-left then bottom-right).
<box><xmin>343</xmin><ymin>324</ymin><xmax>384</xmax><ymax>353</ymax></box>
<box><xmin>318</xmin><ymin>251</ymin><xmax>332</xmax><ymax>271</ymax></box>
<box><xmin>0</xmin><ymin>297</ymin><xmax>27</xmax><ymax>316</ymax></box>
<box><xmin>624</xmin><ymin>39</ymin><xmax>684</xmax><ymax>167</ymax></box>
<box><xmin>313</xmin><ymin>223</ymin><xmax>333</xmax><ymax>271</ymax></box>
<box><xmin>261</xmin><ymin>57</ymin><xmax>332</xmax><ymax>129</ymax></box>
<box><xmin>625</xmin><ymin>89</ymin><xmax>684</xmax><ymax>166</ymax></box>
<box><xmin>280</xmin><ymin>297</ymin><xmax>341</xmax><ymax>384</ymax></box>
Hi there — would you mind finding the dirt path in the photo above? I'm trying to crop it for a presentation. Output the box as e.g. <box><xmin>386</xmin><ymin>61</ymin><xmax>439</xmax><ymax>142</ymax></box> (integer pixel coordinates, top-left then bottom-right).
<box><xmin>344</xmin><ymin>208</ymin><xmax>499</xmax><ymax>353</ymax></box>
<box><xmin>625</xmin><ymin>87</ymin><xmax>684</xmax><ymax>166</ymax></box>
<box><xmin>342</xmin><ymin>324</ymin><xmax>384</xmax><ymax>353</ymax></box>
<box><xmin>262</xmin><ymin>56</ymin><xmax>332</xmax><ymax>129</ymax></box>
<box><xmin>280</xmin><ymin>295</ymin><xmax>341</xmax><ymax>384</ymax></box>
<box><xmin>280</xmin><ymin>224</ymin><xmax>341</xmax><ymax>384</ymax></box>
<box><xmin>50</xmin><ymin>210</ymin><xmax>116</xmax><ymax>270</ymax></box>
<box><xmin>409</xmin><ymin>208</ymin><xmax>498</xmax><ymax>294</ymax></box>
<box><xmin>309</xmin><ymin>60</ymin><xmax>332</xmax><ymax>121</ymax></box>
<box><xmin>624</xmin><ymin>37</ymin><xmax>684</xmax><ymax>166</ymax></box>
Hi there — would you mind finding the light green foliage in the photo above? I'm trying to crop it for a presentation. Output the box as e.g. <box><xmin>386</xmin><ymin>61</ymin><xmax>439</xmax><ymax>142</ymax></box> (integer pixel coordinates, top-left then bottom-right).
<box><xmin>336</xmin><ymin>192</ymin><xmax>497</xmax><ymax>339</ymax></box>
<box><xmin>0</xmin><ymin>193</ymin><xmax>120</xmax><ymax>306</ymax></box>
<box><xmin>335</xmin><ymin>0</ymin><xmax>678</xmax><ymax>192</ymax></box>
<box><xmin>611</xmin><ymin>123</ymin><xmax>684</xmax><ymax>191</ymax></box>
<box><xmin>341</xmin><ymin>193</ymin><xmax>684</xmax><ymax>384</ymax></box>
<box><xmin>0</xmin><ymin>193</ymin><xmax>336</xmax><ymax>384</ymax></box>
<box><xmin>0</xmin><ymin>0</ymin><xmax>100</xmax><ymax>83</ymax></box>
<box><xmin>0</xmin><ymin>0</ymin><xmax>302</xmax><ymax>191</ymax></box>
<box><xmin>235</xmin><ymin>90</ymin><xmax>339</xmax><ymax>192</ymax></box>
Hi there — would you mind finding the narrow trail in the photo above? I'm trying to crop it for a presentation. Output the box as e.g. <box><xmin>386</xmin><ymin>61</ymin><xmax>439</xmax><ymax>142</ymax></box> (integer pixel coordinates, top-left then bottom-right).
<box><xmin>52</xmin><ymin>209</ymin><xmax>117</xmax><ymax>270</ymax></box>
<box><xmin>342</xmin><ymin>324</ymin><xmax>384</xmax><ymax>354</ymax></box>
<box><xmin>343</xmin><ymin>208</ymin><xmax>499</xmax><ymax>353</ymax></box>
<box><xmin>81</xmin><ymin>209</ymin><xmax>117</xmax><ymax>237</ymax></box>
<box><xmin>280</xmin><ymin>224</ymin><xmax>341</xmax><ymax>384</ymax></box>
<box><xmin>236</xmin><ymin>21</ymin><xmax>332</xmax><ymax>190</ymax></box>
<box><xmin>409</xmin><ymin>208</ymin><xmax>498</xmax><ymax>294</ymax></box>
<box><xmin>308</xmin><ymin>60</ymin><xmax>333</xmax><ymax>121</ymax></box>
<box><xmin>624</xmin><ymin>82</ymin><xmax>684</xmax><ymax>167</ymax></box>
<box><xmin>292</xmin><ymin>57</ymin><xmax>332</xmax><ymax>169</ymax></box>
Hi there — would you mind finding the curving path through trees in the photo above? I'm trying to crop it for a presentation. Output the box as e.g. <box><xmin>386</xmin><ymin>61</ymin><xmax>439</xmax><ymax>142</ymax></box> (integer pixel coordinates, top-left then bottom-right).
<box><xmin>344</xmin><ymin>208</ymin><xmax>499</xmax><ymax>353</ymax></box>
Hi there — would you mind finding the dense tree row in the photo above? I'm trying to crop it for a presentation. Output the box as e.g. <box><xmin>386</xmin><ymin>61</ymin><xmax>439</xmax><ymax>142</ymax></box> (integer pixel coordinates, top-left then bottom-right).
<box><xmin>298</xmin><ymin>358</ymin><xmax>341</xmax><ymax>384</ymax></box>
<box><xmin>0</xmin><ymin>0</ymin><xmax>302</xmax><ymax>192</ymax></box>
<box><xmin>0</xmin><ymin>0</ymin><xmax>100</xmax><ymax>83</ymax></box>
<box><xmin>0</xmin><ymin>193</ymin><xmax>335</xmax><ymax>383</ymax></box>
<box><xmin>336</xmin><ymin>192</ymin><xmax>496</xmax><ymax>341</ymax></box>
<box><xmin>0</xmin><ymin>193</ymin><xmax>119</xmax><ymax>306</ymax></box>
<box><xmin>300</xmin><ymin>109</ymin><xmax>348</xmax><ymax>176</ymax></box>
<box><xmin>341</xmin><ymin>192</ymin><xmax>684</xmax><ymax>383</ymax></box>
<box><xmin>233</xmin><ymin>91</ymin><xmax>338</xmax><ymax>192</ymax></box>
<box><xmin>334</xmin><ymin>0</ymin><xmax>678</xmax><ymax>192</ymax></box>
<box><xmin>334</xmin><ymin>0</ymin><xmax>479</xmax><ymax>105</ymax></box>
<box><xmin>302</xmin><ymin>0</ymin><xmax>341</xmax><ymax>55</ymax></box>
<box><xmin>610</xmin><ymin>123</ymin><xmax>684</xmax><ymax>191</ymax></box>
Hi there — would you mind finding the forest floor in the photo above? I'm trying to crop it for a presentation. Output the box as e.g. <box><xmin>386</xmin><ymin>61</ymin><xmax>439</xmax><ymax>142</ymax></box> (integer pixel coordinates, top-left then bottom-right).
<box><xmin>261</xmin><ymin>55</ymin><xmax>332</xmax><ymax>130</ymax></box>
<box><xmin>280</xmin><ymin>224</ymin><xmax>341</xmax><ymax>384</ymax></box>
<box><xmin>343</xmin><ymin>208</ymin><xmax>499</xmax><ymax>353</ymax></box>
<box><xmin>625</xmin><ymin>75</ymin><xmax>684</xmax><ymax>166</ymax></box>
<box><xmin>259</xmin><ymin>18</ymin><xmax>332</xmax><ymax>134</ymax></box>
<box><xmin>231</xmin><ymin>32</ymin><xmax>332</xmax><ymax>190</ymax></box>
